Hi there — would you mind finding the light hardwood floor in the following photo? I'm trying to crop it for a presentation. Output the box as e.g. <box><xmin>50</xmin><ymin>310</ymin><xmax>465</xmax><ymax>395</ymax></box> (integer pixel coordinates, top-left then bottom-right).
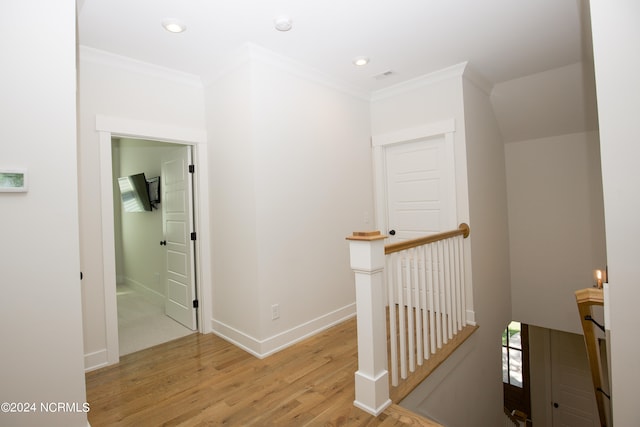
<box><xmin>86</xmin><ymin>317</ymin><xmax>428</xmax><ymax>426</ymax></box>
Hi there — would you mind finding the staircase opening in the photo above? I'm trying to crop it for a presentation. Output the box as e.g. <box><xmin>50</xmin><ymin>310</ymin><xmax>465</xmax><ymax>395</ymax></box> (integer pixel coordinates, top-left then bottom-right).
<box><xmin>503</xmin><ymin>321</ymin><xmax>531</xmax><ymax>425</ymax></box>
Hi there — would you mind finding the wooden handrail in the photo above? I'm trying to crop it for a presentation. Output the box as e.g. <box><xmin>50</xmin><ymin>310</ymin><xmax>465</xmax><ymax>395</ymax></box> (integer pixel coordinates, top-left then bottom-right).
<box><xmin>385</xmin><ymin>223</ymin><xmax>470</xmax><ymax>255</ymax></box>
<box><xmin>575</xmin><ymin>288</ymin><xmax>607</xmax><ymax>427</ymax></box>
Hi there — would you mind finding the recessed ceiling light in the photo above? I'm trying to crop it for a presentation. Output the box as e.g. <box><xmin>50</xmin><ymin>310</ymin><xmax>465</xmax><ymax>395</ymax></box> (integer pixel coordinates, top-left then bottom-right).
<box><xmin>274</xmin><ymin>16</ymin><xmax>293</xmax><ymax>32</ymax></box>
<box><xmin>353</xmin><ymin>56</ymin><xmax>369</xmax><ymax>66</ymax></box>
<box><xmin>162</xmin><ymin>19</ymin><xmax>186</xmax><ymax>33</ymax></box>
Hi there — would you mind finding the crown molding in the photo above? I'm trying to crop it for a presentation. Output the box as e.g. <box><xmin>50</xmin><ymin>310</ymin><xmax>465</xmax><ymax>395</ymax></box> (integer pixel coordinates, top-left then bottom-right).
<box><xmin>203</xmin><ymin>42</ymin><xmax>370</xmax><ymax>102</ymax></box>
<box><xmin>199</xmin><ymin>44</ymin><xmax>253</xmax><ymax>88</ymax></box>
<box><xmin>371</xmin><ymin>61</ymin><xmax>494</xmax><ymax>101</ymax></box>
<box><xmin>78</xmin><ymin>45</ymin><xmax>204</xmax><ymax>89</ymax></box>
<box><xmin>462</xmin><ymin>64</ymin><xmax>494</xmax><ymax>95</ymax></box>
<box><xmin>371</xmin><ymin>62</ymin><xmax>468</xmax><ymax>102</ymax></box>
<box><xmin>79</xmin><ymin>44</ymin><xmax>494</xmax><ymax>104</ymax></box>
<box><xmin>247</xmin><ymin>43</ymin><xmax>370</xmax><ymax>101</ymax></box>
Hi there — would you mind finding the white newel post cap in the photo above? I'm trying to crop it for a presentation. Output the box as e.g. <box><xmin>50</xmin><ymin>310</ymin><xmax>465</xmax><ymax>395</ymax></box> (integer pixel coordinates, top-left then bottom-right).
<box><xmin>346</xmin><ymin>231</ymin><xmax>387</xmax><ymax>271</ymax></box>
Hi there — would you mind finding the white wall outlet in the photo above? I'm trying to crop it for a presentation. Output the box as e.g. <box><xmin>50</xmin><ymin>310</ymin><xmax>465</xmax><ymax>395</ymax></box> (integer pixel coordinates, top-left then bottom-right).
<box><xmin>271</xmin><ymin>304</ymin><xmax>280</xmax><ymax>320</ymax></box>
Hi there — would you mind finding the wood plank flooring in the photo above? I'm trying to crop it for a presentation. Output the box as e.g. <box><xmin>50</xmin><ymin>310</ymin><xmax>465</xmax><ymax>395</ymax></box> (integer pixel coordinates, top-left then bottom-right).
<box><xmin>86</xmin><ymin>318</ymin><xmax>419</xmax><ymax>426</ymax></box>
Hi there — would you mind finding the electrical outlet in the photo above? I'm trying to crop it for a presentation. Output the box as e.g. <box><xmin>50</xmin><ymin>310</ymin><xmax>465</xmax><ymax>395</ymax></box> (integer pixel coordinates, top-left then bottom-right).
<box><xmin>271</xmin><ymin>304</ymin><xmax>280</xmax><ymax>320</ymax></box>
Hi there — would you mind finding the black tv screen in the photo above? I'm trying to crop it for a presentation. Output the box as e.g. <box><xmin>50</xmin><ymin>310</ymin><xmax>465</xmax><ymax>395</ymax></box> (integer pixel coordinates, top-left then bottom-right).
<box><xmin>118</xmin><ymin>173</ymin><xmax>152</xmax><ymax>212</ymax></box>
<box><xmin>147</xmin><ymin>176</ymin><xmax>160</xmax><ymax>206</ymax></box>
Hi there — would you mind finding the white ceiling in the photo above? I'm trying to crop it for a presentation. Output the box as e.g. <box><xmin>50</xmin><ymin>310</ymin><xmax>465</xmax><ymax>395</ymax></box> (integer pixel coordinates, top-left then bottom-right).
<box><xmin>78</xmin><ymin>0</ymin><xmax>591</xmax><ymax>94</ymax></box>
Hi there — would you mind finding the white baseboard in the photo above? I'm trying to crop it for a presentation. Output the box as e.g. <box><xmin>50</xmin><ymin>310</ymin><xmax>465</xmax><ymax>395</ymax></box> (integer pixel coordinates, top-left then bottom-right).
<box><xmin>209</xmin><ymin>322</ymin><xmax>263</xmax><ymax>358</ymax></box>
<box><xmin>84</xmin><ymin>349</ymin><xmax>109</xmax><ymax>372</ymax></box>
<box><xmin>466</xmin><ymin>309</ymin><xmax>476</xmax><ymax>326</ymax></box>
<box><xmin>211</xmin><ymin>303</ymin><xmax>356</xmax><ymax>359</ymax></box>
<box><xmin>84</xmin><ymin>279</ymin><xmax>164</xmax><ymax>373</ymax></box>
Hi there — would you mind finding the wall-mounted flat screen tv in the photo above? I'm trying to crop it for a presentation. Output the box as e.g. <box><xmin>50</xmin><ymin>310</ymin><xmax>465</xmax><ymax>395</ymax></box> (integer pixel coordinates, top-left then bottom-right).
<box><xmin>117</xmin><ymin>173</ymin><xmax>159</xmax><ymax>212</ymax></box>
<box><xmin>147</xmin><ymin>176</ymin><xmax>160</xmax><ymax>207</ymax></box>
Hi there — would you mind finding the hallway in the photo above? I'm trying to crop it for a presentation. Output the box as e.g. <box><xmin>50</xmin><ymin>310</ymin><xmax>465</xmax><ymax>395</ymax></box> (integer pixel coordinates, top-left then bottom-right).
<box><xmin>85</xmin><ymin>318</ymin><xmax>434</xmax><ymax>426</ymax></box>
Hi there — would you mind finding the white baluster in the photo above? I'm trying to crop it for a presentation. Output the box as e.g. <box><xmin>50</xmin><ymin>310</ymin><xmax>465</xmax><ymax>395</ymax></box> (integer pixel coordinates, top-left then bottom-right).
<box><xmin>438</xmin><ymin>240</ymin><xmax>448</xmax><ymax>345</ymax></box>
<box><xmin>387</xmin><ymin>254</ymin><xmax>398</xmax><ymax>387</ymax></box>
<box><xmin>406</xmin><ymin>249</ymin><xmax>415</xmax><ymax>373</ymax></box>
<box><xmin>397</xmin><ymin>253</ymin><xmax>406</xmax><ymax>379</ymax></box>
<box><xmin>414</xmin><ymin>247</ymin><xmax>424</xmax><ymax>366</ymax></box>
<box><xmin>419</xmin><ymin>245</ymin><xmax>430</xmax><ymax>360</ymax></box>
<box><xmin>459</xmin><ymin>235</ymin><xmax>467</xmax><ymax>327</ymax></box>
<box><xmin>433</xmin><ymin>242</ymin><xmax>442</xmax><ymax>349</ymax></box>
<box><xmin>445</xmin><ymin>239</ymin><xmax>453</xmax><ymax>340</ymax></box>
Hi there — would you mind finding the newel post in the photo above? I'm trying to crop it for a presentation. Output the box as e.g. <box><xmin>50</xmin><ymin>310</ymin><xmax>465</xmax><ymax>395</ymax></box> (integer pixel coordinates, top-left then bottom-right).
<box><xmin>346</xmin><ymin>231</ymin><xmax>392</xmax><ymax>416</ymax></box>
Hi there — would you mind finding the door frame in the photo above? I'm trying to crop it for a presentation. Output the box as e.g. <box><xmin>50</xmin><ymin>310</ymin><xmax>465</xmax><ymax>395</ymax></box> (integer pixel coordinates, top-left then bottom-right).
<box><xmin>97</xmin><ymin>115</ymin><xmax>212</xmax><ymax>365</ymax></box>
<box><xmin>371</xmin><ymin>119</ymin><xmax>457</xmax><ymax>237</ymax></box>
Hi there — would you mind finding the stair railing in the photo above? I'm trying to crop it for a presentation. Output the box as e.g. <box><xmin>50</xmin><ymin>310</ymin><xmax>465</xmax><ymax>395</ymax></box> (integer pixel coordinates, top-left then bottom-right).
<box><xmin>575</xmin><ymin>287</ymin><xmax>609</xmax><ymax>427</ymax></box>
<box><xmin>384</xmin><ymin>223</ymin><xmax>470</xmax><ymax>387</ymax></box>
<box><xmin>346</xmin><ymin>224</ymin><xmax>472</xmax><ymax>416</ymax></box>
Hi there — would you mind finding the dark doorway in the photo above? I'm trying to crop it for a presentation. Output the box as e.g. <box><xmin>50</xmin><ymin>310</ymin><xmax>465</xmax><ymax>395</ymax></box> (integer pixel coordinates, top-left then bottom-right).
<box><xmin>503</xmin><ymin>321</ymin><xmax>531</xmax><ymax>425</ymax></box>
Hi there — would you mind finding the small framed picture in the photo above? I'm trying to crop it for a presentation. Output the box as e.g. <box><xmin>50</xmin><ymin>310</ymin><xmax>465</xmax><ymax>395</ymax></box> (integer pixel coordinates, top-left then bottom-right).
<box><xmin>0</xmin><ymin>169</ymin><xmax>28</xmax><ymax>192</ymax></box>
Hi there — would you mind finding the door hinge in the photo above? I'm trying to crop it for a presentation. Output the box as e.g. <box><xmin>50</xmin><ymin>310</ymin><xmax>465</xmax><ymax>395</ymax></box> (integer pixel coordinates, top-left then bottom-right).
<box><xmin>190</xmin><ymin>232</ymin><xmax>197</xmax><ymax>241</ymax></box>
<box><xmin>193</xmin><ymin>299</ymin><xmax>199</xmax><ymax>308</ymax></box>
<box><xmin>189</xmin><ymin>164</ymin><xmax>195</xmax><ymax>174</ymax></box>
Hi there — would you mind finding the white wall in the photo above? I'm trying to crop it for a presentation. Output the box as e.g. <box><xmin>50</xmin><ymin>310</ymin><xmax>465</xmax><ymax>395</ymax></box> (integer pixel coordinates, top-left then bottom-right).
<box><xmin>0</xmin><ymin>1</ymin><xmax>88</xmax><ymax>426</ymax></box>
<box><xmin>449</xmin><ymin>75</ymin><xmax>511</xmax><ymax>426</ymax></box>
<box><xmin>590</xmin><ymin>2</ymin><xmax>640</xmax><ymax>425</ymax></box>
<box><xmin>251</xmin><ymin>56</ymin><xmax>373</xmax><ymax>341</ymax></box>
<box><xmin>491</xmin><ymin>62</ymin><xmax>599</xmax><ymax>144</ymax></box>
<box><xmin>205</xmin><ymin>46</ymin><xmax>373</xmax><ymax>356</ymax></box>
<box><xmin>205</xmin><ymin>58</ymin><xmax>261</xmax><ymax>341</ymax></box>
<box><xmin>506</xmin><ymin>131</ymin><xmax>606</xmax><ymax>335</ymax></box>
<box><xmin>78</xmin><ymin>47</ymin><xmax>206</xmax><ymax>369</ymax></box>
<box><xmin>371</xmin><ymin>66</ymin><xmax>512</xmax><ymax>426</ymax></box>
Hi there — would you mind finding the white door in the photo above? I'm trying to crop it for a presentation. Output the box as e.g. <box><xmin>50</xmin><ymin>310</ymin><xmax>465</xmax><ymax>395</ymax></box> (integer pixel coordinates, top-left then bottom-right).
<box><xmin>161</xmin><ymin>146</ymin><xmax>197</xmax><ymax>330</ymax></box>
<box><xmin>550</xmin><ymin>330</ymin><xmax>599</xmax><ymax>427</ymax></box>
<box><xmin>384</xmin><ymin>135</ymin><xmax>456</xmax><ymax>242</ymax></box>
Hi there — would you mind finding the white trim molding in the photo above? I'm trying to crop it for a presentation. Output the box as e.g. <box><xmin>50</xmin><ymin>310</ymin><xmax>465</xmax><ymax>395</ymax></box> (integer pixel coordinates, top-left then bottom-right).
<box><xmin>84</xmin><ymin>349</ymin><xmax>109</xmax><ymax>372</ymax></box>
<box><xmin>202</xmin><ymin>42</ymin><xmax>370</xmax><ymax>101</ymax></box>
<box><xmin>96</xmin><ymin>115</ymin><xmax>206</xmax><ymax>144</ymax></box>
<box><xmin>371</xmin><ymin>119</ymin><xmax>455</xmax><ymax>147</ymax></box>
<box><xmin>80</xmin><ymin>46</ymin><xmax>203</xmax><ymax>89</ymax></box>
<box><xmin>211</xmin><ymin>303</ymin><xmax>356</xmax><ymax>359</ymax></box>
<box><xmin>94</xmin><ymin>115</ymin><xmax>212</xmax><ymax>368</ymax></box>
<box><xmin>98</xmin><ymin>130</ymin><xmax>120</xmax><ymax>365</ymax></box>
<box><xmin>371</xmin><ymin>118</ymin><xmax>458</xmax><ymax>237</ymax></box>
<box><xmin>371</xmin><ymin>61</ymin><xmax>494</xmax><ymax>102</ymax></box>
<box><xmin>371</xmin><ymin>63</ymin><xmax>467</xmax><ymax>102</ymax></box>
